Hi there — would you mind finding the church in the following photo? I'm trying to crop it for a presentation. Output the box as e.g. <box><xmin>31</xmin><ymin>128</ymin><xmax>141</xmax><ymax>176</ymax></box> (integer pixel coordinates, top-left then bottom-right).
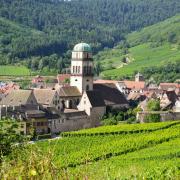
<box><xmin>50</xmin><ymin>43</ymin><xmax>129</xmax><ymax>133</ymax></box>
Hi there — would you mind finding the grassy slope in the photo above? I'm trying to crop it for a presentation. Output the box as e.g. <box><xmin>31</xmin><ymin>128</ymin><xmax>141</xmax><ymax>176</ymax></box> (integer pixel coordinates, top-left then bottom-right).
<box><xmin>99</xmin><ymin>14</ymin><xmax>180</xmax><ymax>79</ymax></box>
<box><xmin>0</xmin><ymin>66</ymin><xmax>30</xmax><ymax>76</ymax></box>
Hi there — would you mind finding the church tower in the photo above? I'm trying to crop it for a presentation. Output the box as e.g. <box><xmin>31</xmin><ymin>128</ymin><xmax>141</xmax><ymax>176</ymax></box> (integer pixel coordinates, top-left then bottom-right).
<box><xmin>70</xmin><ymin>43</ymin><xmax>93</xmax><ymax>94</ymax></box>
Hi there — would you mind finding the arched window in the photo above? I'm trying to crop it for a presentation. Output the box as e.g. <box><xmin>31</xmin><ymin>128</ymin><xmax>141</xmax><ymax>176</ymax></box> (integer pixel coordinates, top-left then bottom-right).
<box><xmin>76</xmin><ymin>66</ymin><xmax>78</xmax><ymax>73</ymax></box>
<box><xmin>86</xmin><ymin>85</ymin><xmax>89</xmax><ymax>91</ymax></box>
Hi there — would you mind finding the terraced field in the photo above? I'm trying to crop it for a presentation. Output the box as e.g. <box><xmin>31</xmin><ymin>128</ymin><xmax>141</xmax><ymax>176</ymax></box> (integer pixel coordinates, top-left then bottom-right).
<box><xmin>2</xmin><ymin>121</ymin><xmax>179</xmax><ymax>179</ymax></box>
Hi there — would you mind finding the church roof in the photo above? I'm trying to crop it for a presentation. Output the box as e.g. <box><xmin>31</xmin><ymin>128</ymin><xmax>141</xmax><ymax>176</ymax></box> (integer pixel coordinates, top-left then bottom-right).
<box><xmin>58</xmin><ymin>86</ymin><xmax>81</xmax><ymax>97</ymax></box>
<box><xmin>73</xmin><ymin>43</ymin><xmax>92</xmax><ymax>52</ymax></box>
<box><xmin>86</xmin><ymin>91</ymin><xmax>105</xmax><ymax>107</ymax></box>
<box><xmin>93</xmin><ymin>83</ymin><xmax>128</xmax><ymax>106</ymax></box>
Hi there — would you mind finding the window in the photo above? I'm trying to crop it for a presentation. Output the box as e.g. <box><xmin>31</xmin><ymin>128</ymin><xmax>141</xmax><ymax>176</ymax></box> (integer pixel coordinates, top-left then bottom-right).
<box><xmin>83</xmin><ymin>66</ymin><xmax>87</xmax><ymax>74</ymax></box>
<box><xmin>78</xmin><ymin>66</ymin><xmax>80</xmax><ymax>73</ymax></box>
<box><xmin>76</xmin><ymin>99</ymin><xmax>80</xmax><ymax>105</ymax></box>
<box><xmin>69</xmin><ymin>100</ymin><xmax>73</xmax><ymax>109</ymax></box>
<box><xmin>84</xmin><ymin>101</ymin><xmax>86</xmax><ymax>104</ymax></box>
<box><xmin>37</xmin><ymin>122</ymin><xmax>41</xmax><ymax>126</ymax></box>
<box><xmin>73</xmin><ymin>66</ymin><xmax>75</xmax><ymax>73</ymax></box>
<box><xmin>86</xmin><ymin>85</ymin><xmax>89</xmax><ymax>91</ymax></box>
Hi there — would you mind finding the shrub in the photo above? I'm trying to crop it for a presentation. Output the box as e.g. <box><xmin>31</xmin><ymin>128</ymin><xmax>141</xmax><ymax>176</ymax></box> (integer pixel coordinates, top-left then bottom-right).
<box><xmin>101</xmin><ymin>118</ymin><xmax>118</xmax><ymax>126</ymax></box>
<box><xmin>145</xmin><ymin>114</ymin><xmax>161</xmax><ymax>123</ymax></box>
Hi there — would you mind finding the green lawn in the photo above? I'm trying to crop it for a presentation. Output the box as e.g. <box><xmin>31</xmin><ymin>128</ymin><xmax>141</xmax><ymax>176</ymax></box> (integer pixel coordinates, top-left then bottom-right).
<box><xmin>0</xmin><ymin>65</ymin><xmax>30</xmax><ymax>76</ymax></box>
<box><xmin>101</xmin><ymin>43</ymin><xmax>180</xmax><ymax>79</ymax></box>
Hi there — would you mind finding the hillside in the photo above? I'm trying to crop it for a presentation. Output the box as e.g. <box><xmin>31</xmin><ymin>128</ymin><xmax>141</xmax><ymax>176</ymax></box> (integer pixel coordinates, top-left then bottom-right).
<box><xmin>1</xmin><ymin>121</ymin><xmax>180</xmax><ymax>179</ymax></box>
<box><xmin>97</xmin><ymin>15</ymin><xmax>180</xmax><ymax>80</ymax></box>
<box><xmin>0</xmin><ymin>0</ymin><xmax>180</xmax><ymax>74</ymax></box>
<box><xmin>0</xmin><ymin>17</ymin><xmax>47</xmax><ymax>61</ymax></box>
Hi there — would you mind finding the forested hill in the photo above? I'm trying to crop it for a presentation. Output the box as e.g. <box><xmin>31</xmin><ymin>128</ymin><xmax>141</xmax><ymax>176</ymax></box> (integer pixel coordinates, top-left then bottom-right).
<box><xmin>0</xmin><ymin>0</ymin><xmax>180</xmax><ymax>73</ymax></box>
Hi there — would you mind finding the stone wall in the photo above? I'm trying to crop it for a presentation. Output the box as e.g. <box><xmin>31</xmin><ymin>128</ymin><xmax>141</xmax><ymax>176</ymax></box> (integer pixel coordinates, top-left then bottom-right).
<box><xmin>50</xmin><ymin>108</ymin><xmax>105</xmax><ymax>134</ymax></box>
<box><xmin>137</xmin><ymin>111</ymin><xmax>180</xmax><ymax>123</ymax></box>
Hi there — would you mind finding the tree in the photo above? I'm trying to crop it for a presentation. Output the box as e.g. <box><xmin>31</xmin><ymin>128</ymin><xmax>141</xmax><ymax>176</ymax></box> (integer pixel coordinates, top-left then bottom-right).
<box><xmin>0</xmin><ymin>119</ymin><xmax>25</xmax><ymax>159</ymax></box>
<box><xmin>57</xmin><ymin>58</ymin><xmax>65</xmax><ymax>73</ymax></box>
<box><xmin>94</xmin><ymin>62</ymin><xmax>102</xmax><ymax>76</ymax></box>
<box><xmin>147</xmin><ymin>99</ymin><xmax>160</xmax><ymax>111</ymax></box>
<box><xmin>146</xmin><ymin>99</ymin><xmax>161</xmax><ymax>122</ymax></box>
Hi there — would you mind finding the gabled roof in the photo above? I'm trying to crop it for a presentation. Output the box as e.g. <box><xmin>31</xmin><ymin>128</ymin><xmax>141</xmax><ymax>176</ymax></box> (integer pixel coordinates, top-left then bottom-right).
<box><xmin>124</xmin><ymin>80</ymin><xmax>145</xmax><ymax>90</ymax></box>
<box><xmin>33</xmin><ymin>89</ymin><xmax>57</xmax><ymax>105</ymax></box>
<box><xmin>86</xmin><ymin>91</ymin><xmax>105</xmax><ymax>107</ymax></box>
<box><xmin>58</xmin><ymin>86</ymin><xmax>81</xmax><ymax>97</ymax></box>
<box><xmin>127</xmin><ymin>92</ymin><xmax>146</xmax><ymax>101</ymax></box>
<box><xmin>159</xmin><ymin>83</ymin><xmax>180</xmax><ymax>90</ymax></box>
<box><xmin>165</xmin><ymin>90</ymin><xmax>178</xmax><ymax>104</ymax></box>
<box><xmin>0</xmin><ymin>90</ymin><xmax>35</xmax><ymax>106</ymax></box>
<box><xmin>93</xmin><ymin>83</ymin><xmax>128</xmax><ymax>106</ymax></box>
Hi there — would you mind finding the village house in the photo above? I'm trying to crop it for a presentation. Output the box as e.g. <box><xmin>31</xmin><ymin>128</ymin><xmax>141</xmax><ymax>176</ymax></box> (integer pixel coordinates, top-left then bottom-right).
<box><xmin>0</xmin><ymin>82</ymin><xmax>20</xmax><ymax>98</ymax></box>
<box><xmin>0</xmin><ymin>90</ymin><xmax>49</xmax><ymax>135</ymax></box>
<box><xmin>160</xmin><ymin>90</ymin><xmax>179</xmax><ymax>110</ymax></box>
<box><xmin>33</xmin><ymin>89</ymin><xmax>61</xmax><ymax>110</ymax></box>
<box><xmin>159</xmin><ymin>83</ymin><xmax>180</xmax><ymax>91</ymax></box>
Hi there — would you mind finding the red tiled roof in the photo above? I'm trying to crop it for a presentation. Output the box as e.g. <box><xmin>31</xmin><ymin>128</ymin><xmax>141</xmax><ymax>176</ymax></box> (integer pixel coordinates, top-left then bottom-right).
<box><xmin>94</xmin><ymin>79</ymin><xmax>117</xmax><ymax>84</ymax></box>
<box><xmin>57</xmin><ymin>74</ymin><xmax>70</xmax><ymax>83</ymax></box>
<box><xmin>94</xmin><ymin>79</ymin><xmax>145</xmax><ymax>90</ymax></box>
<box><xmin>32</xmin><ymin>75</ymin><xmax>44</xmax><ymax>83</ymax></box>
<box><xmin>124</xmin><ymin>81</ymin><xmax>145</xmax><ymax>90</ymax></box>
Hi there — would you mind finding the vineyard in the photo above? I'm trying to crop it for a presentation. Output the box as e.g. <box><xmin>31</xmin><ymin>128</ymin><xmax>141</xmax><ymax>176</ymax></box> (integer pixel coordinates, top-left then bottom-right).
<box><xmin>1</xmin><ymin>121</ymin><xmax>180</xmax><ymax>179</ymax></box>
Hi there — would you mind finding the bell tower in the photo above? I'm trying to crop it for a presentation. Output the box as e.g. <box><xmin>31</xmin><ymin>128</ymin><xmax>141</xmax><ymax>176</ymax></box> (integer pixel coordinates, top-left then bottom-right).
<box><xmin>70</xmin><ymin>43</ymin><xmax>93</xmax><ymax>94</ymax></box>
